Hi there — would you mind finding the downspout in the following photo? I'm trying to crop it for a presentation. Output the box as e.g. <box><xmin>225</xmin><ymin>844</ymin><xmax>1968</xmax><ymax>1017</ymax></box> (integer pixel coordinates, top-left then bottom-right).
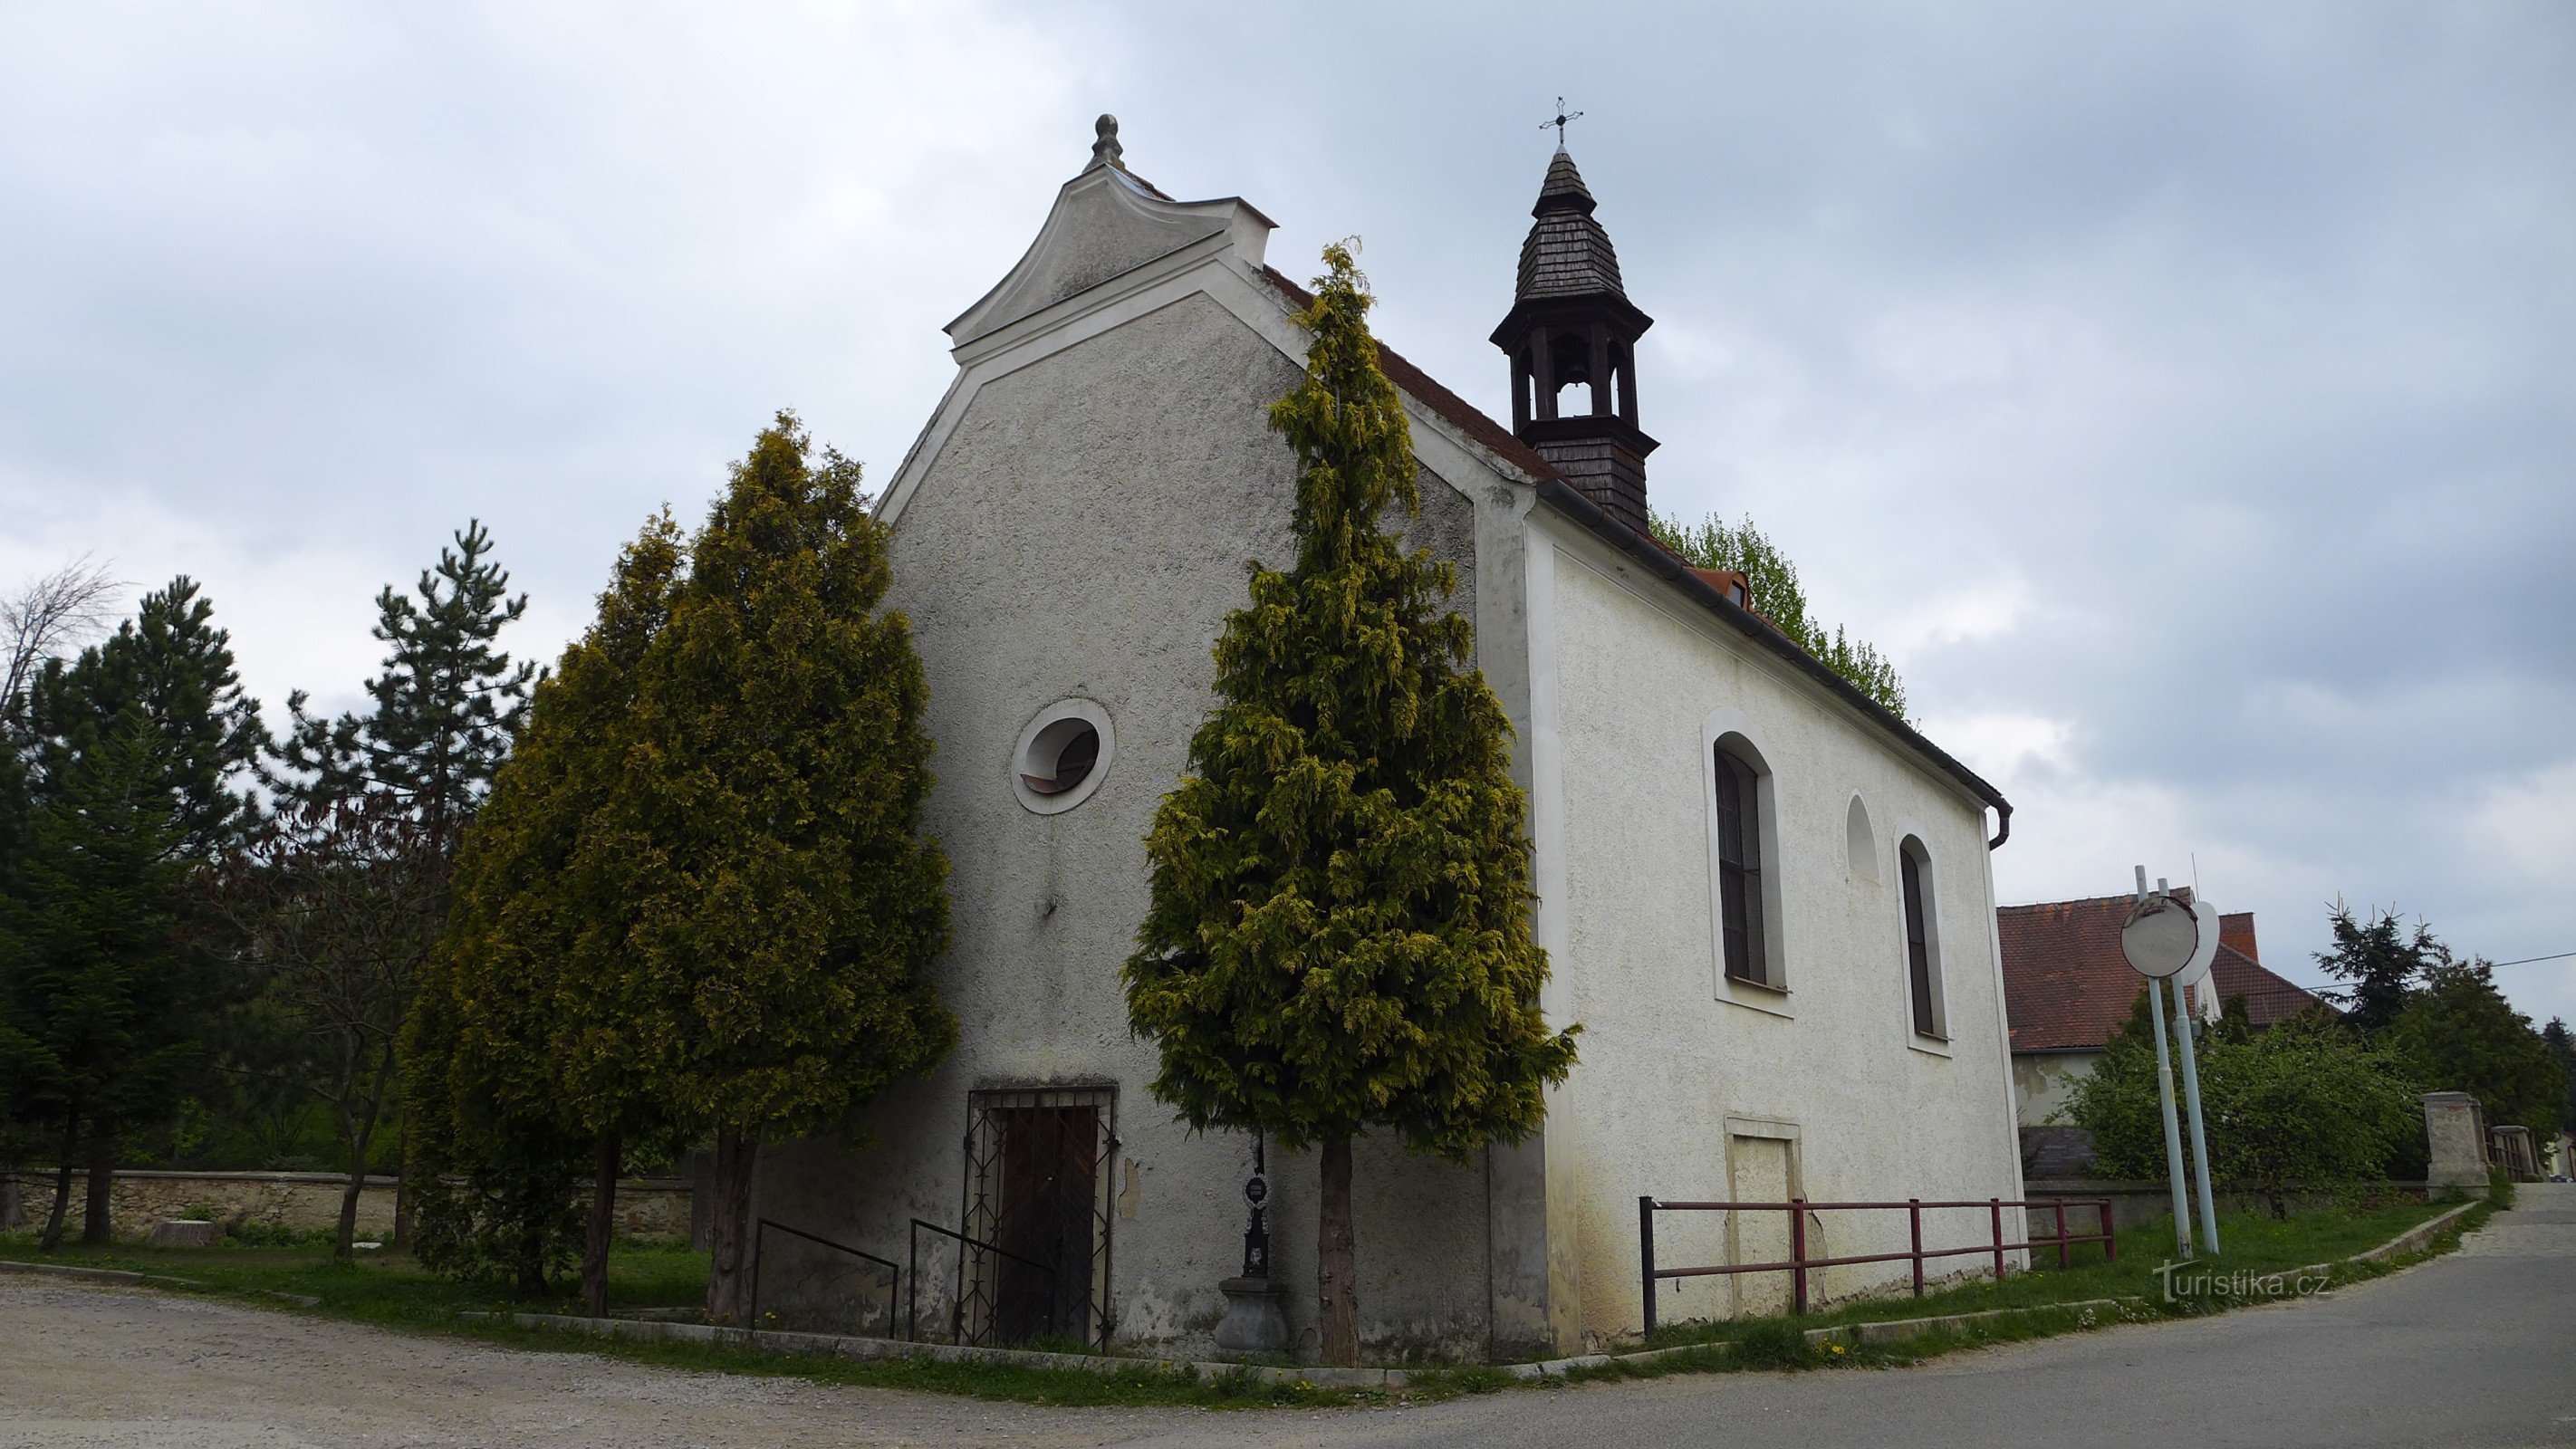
<box><xmin>1987</xmin><ymin>801</ymin><xmax>2013</xmax><ymax>851</ymax></box>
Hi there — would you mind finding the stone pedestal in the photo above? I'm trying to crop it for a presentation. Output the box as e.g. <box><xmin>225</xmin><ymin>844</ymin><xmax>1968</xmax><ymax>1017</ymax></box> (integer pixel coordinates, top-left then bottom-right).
<box><xmin>148</xmin><ymin>1219</ymin><xmax>219</xmax><ymax>1248</ymax></box>
<box><xmin>1212</xmin><ymin>1276</ymin><xmax>1289</xmax><ymax>1356</ymax></box>
<box><xmin>2422</xmin><ymin>1091</ymin><xmax>2491</xmax><ymax>1190</ymax></box>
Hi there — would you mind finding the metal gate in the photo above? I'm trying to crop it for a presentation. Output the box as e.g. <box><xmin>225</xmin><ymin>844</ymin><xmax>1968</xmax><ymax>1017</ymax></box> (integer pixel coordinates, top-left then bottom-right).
<box><xmin>956</xmin><ymin>1087</ymin><xmax>1118</xmax><ymax>1348</ymax></box>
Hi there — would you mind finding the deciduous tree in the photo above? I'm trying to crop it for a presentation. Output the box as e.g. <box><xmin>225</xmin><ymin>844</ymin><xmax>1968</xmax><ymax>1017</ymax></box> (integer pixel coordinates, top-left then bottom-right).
<box><xmin>215</xmin><ymin>791</ymin><xmax>449</xmax><ymax>1256</ymax></box>
<box><xmin>1123</xmin><ymin>245</ymin><xmax>1578</xmax><ymax>1367</ymax></box>
<box><xmin>1648</xmin><ymin>512</ymin><xmax>1907</xmax><ymax>717</ymax></box>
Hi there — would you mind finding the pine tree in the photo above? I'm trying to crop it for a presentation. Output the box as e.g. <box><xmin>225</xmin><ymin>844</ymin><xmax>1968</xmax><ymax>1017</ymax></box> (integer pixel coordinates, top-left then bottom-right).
<box><xmin>604</xmin><ymin>417</ymin><xmax>955</xmax><ymax>1324</ymax></box>
<box><xmin>276</xmin><ymin>523</ymin><xmax>531</xmax><ymax>1243</ymax></box>
<box><xmin>412</xmin><ymin>513</ymin><xmax>687</xmax><ymax>1310</ymax></box>
<box><xmin>1647</xmin><ymin>512</ymin><xmax>1908</xmax><ymax>718</ymax></box>
<box><xmin>1123</xmin><ymin>245</ymin><xmax>1579</xmax><ymax>1367</ymax></box>
<box><xmin>279</xmin><ymin>520</ymin><xmax>533</xmax><ymax>832</ymax></box>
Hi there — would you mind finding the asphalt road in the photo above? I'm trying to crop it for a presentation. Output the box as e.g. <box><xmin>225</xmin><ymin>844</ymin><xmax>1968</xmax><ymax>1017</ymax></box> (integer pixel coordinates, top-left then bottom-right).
<box><xmin>3</xmin><ymin>1185</ymin><xmax>2570</xmax><ymax>1448</ymax></box>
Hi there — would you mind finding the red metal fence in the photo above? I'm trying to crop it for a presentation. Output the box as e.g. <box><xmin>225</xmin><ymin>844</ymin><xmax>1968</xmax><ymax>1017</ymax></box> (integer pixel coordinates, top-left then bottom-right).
<box><xmin>1637</xmin><ymin>1195</ymin><xmax>2115</xmax><ymax>1335</ymax></box>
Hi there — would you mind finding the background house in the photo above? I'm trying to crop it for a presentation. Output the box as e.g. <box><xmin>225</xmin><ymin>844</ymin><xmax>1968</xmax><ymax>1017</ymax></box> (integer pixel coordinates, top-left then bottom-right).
<box><xmin>2000</xmin><ymin>892</ymin><xmax>2327</xmax><ymax>1174</ymax></box>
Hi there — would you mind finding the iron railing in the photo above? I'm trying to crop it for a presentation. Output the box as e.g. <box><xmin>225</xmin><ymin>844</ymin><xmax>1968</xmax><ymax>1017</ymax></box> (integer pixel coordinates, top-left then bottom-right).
<box><xmin>747</xmin><ymin>1218</ymin><xmax>899</xmax><ymax>1334</ymax></box>
<box><xmin>1637</xmin><ymin>1195</ymin><xmax>2116</xmax><ymax>1334</ymax></box>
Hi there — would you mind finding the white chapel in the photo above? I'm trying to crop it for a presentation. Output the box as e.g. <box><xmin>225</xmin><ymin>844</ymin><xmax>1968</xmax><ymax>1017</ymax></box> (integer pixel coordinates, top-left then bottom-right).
<box><xmin>752</xmin><ymin>116</ymin><xmax>2025</xmax><ymax>1363</ymax></box>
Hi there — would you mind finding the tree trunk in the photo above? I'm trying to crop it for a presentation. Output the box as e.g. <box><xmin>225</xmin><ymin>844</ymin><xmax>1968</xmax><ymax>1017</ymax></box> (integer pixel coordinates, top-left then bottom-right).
<box><xmin>37</xmin><ymin>1116</ymin><xmax>80</xmax><ymax>1252</ymax></box>
<box><xmin>389</xmin><ymin>1114</ymin><xmax>414</xmax><ymax>1252</ymax></box>
<box><xmin>1317</xmin><ymin>1136</ymin><xmax>1359</xmax><ymax>1368</ymax></box>
<box><xmin>583</xmin><ymin>1132</ymin><xmax>622</xmax><ymax>1319</ymax></box>
<box><xmin>704</xmin><ymin>1131</ymin><xmax>757</xmax><ymax>1325</ymax></box>
<box><xmin>81</xmin><ymin>1132</ymin><xmax>115</xmax><ymax>1244</ymax></box>
<box><xmin>335</xmin><ymin>1168</ymin><xmax>366</xmax><ymax>1260</ymax></box>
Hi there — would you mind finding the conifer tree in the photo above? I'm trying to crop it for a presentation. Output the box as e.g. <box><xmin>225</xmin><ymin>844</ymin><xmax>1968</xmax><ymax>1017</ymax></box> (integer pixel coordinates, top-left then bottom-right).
<box><xmin>1123</xmin><ymin>245</ymin><xmax>1579</xmax><ymax>1367</ymax></box>
<box><xmin>2312</xmin><ymin>901</ymin><xmax>2439</xmax><ymax>1035</ymax></box>
<box><xmin>411</xmin><ymin>513</ymin><xmax>687</xmax><ymax>1310</ymax></box>
<box><xmin>13</xmin><ymin>580</ymin><xmax>261</xmax><ymax>1237</ymax></box>
<box><xmin>279</xmin><ymin>521</ymin><xmax>533</xmax><ymax>833</ymax></box>
<box><xmin>0</xmin><ymin>711</ymin><xmax>195</xmax><ymax>1249</ymax></box>
<box><xmin>276</xmin><ymin>523</ymin><xmax>529</xmax><ymax>1243</ymax></box>
<box><xmin>26</xmin><ymin>577</ymin><xmax>267</xmax><ymax>857</ymax></box>
<box><xmin>605</xmin><ymin>417</ymin><xmax>954</xmax><ymax>1323</ymax></box>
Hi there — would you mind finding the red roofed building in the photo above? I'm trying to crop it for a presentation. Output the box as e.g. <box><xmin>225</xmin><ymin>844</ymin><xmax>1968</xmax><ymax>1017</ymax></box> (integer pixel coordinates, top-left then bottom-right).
<box><xmin>2000</xmin><ymin>894</ymin><xmax>2329</xmax><ymax>1145</ymax></box>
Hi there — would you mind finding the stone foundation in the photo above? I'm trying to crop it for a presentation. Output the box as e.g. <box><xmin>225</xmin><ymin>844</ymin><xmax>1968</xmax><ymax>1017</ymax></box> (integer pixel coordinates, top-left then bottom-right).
<box><xmin>0</xmin><ymin>1169</ymin><xmax>692</xmax><ymax>1243</ymax></box>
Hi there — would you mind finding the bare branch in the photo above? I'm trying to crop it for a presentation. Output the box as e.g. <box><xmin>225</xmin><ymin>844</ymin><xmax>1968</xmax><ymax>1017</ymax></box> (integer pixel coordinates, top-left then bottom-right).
<box><xmin>2</xmin><ymin>554</ymin><xmax>126</xmax><ymax>716</ymax></box>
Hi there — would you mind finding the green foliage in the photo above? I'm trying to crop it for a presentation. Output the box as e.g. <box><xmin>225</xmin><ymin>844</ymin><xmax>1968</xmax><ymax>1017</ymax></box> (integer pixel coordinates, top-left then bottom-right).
<box><xmin>2387</xmin><ymin>960</ymin><xmax>2567</xmax><ymax>1137</ymax></box>
<box><xmin>600</xmin><ymin>415</ymin><xmax>956</xmax><ymax>1146</ymax></box>
<box><xmin>213</xmin><ymin>791</ymin><xmax>451</xmax><ymax>1253</ymax></box>
<box><xmin>402</xmin><ymin>516</ymin><xmax>684</xmax><ymax>1289</ymax></box>
<box><xmin>2067</xmin><ymin>1007</ymin><xmax>2421</xmax><ymax>1211</ymax></box>
<box><xmin>1648</xmin><ymin>512</ymin><xmax>1908</xmax><ymax>718</ymax></box>
<box><xmin>276</xmin><ymin>521</ymin><xmax>533</xmax><ymax>830</ymax></box>
<box><xmin>1124</xmin><ymin>244</ymin><xmax>1578</xmax><ymax>1158</ymax></box>
<box><xmin>24</xmin><ymin>577</ymin><xmax>267</xmax><ymax>857</ymax></box>
<box><xmin>2544</xmin><ymin>1018</ymin><xmax>2576</xmax><ymax>1134</ymax></box>
<box><xmin>0</xmin><ymin>714</ymin><xmax>200</xmax><ymax>1222</ymax></box>
<box><xmin>2312</xmin><ymin>901</ymin><xmax>2440</xmax><ymax>1036</ymax></box>
<box><xmin>2</xmin><ymin>579</ymin><xmax>261</xmax><ymax>1232</ymax></box>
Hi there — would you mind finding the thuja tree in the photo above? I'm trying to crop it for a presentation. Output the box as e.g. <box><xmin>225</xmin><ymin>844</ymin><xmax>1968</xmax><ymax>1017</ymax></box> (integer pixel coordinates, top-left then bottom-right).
<box><xmin>1123</xmin><ymin>245</ymin><xmax>1579</xmax><ymax>1367</ymax></box>
<box><xmin>1648</xmin><ymin>512</ymin><xmax>1907</xmax><ymax>718</ymax></box>
<box><xmin>413</xmin><ymin>513</ymin><xmax>689</xmax><ymax>1311</ymax></box>
<box><xmin>608</xmin><ymin>417</ymin><xmax>955</xmax><ymax>1324</ymax></box>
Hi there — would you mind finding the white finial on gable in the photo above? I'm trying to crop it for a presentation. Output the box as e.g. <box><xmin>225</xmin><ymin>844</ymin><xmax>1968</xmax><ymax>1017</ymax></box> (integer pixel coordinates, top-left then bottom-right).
<box><xmin>1090</xmin><ymin>114</ymin><xmax>1123</xmax><ymax>170</ymax></box>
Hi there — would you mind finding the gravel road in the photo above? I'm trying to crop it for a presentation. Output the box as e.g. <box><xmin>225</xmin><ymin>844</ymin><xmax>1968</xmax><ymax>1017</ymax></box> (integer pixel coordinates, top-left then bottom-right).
<box><xmin>5</xmin><ymin>1185</ymin><xmax>2571</xmax><ymax>1448</ymax></box>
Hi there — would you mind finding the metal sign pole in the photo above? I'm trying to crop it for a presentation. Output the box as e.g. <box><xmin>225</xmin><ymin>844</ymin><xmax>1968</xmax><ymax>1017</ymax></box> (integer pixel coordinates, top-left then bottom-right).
<box><xmin>2145</xmin><ymin>974</ymin><xmax>2194</xmax><ymax>1261</ymax></box>
<box><xmin>2171</xmin><ymin>977</ymin><xmax>2223</xmax><ymax>1255</ymax></box>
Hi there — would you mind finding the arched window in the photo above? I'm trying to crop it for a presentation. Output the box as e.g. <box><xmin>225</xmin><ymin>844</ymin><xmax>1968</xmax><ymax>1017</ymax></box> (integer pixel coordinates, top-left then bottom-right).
<box><xmin>1714</xmin><ymin>745</ymin><xmax>1769</xmax><ymax>985</ymax></box>
<box><xmin>1899</xmin><ymin>839</ymin><xmax>1944</xmax><ymax>1038</ymax></box>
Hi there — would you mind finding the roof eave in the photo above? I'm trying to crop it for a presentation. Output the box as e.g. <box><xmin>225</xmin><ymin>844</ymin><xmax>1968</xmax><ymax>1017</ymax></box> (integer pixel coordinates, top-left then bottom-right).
<box><xmin>1531</xmin><ymin>475</ymin><xmax>2014</xmax><ymax>837</ymax></box>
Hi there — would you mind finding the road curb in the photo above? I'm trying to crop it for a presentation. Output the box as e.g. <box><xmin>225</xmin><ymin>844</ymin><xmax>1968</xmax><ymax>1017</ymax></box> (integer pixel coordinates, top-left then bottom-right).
<box><xmin>461</xmin><ymin>1310</ymin><xmax>1414</xmax><ymax>1391</ymax></box>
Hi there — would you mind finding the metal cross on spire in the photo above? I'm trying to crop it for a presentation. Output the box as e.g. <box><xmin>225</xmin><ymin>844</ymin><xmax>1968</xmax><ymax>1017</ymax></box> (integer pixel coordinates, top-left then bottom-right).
<box><xmin>1542</xmin><ymin>97</ymin><xmax>1585</xmax><ymax>149</ymax></box>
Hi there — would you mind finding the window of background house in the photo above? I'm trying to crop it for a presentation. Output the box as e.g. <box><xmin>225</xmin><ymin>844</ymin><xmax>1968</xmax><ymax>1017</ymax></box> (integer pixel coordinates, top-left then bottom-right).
<box><xmin>1714</xmin><ymin>745</ymin><xmax>1770</xmax><ymax>985</ymax></box>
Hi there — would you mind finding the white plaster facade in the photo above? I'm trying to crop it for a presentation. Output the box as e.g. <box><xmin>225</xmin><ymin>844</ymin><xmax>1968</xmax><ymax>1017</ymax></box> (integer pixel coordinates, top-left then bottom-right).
<box><xmin>749</xmin><ymin>124</ymin><xmax>2024</xmax><ymax>1363</ymax></box>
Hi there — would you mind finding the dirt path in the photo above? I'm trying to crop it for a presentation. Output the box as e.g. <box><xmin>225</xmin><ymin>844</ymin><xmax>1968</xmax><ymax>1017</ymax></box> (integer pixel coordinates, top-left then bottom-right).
<box><xmin>7</xmin><ymin>1189</ymin><xmax>2571</xmax><ymax>1447</ymax></box>
<box><xmin>0</xmin><ymin>1277</ymin><xmax>1210</xmax><ymax>1448</ymax></box>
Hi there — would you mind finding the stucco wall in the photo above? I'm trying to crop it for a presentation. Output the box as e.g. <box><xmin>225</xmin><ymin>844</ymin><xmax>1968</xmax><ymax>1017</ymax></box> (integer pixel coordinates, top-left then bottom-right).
<box><xmin>1535</xmin><ymin>531</ymin><xmax>2023</xmax><ymax>1346</ymax></box>
<box><xmin>754</xmin><ymin>289</ymin><xmax>1496</xmax><ymax>1361</ymax></box>
<box><xmin>2013</xmin><ymin>1051</ymin><xmax>2102</xmax><ymax>1129</ymax></box>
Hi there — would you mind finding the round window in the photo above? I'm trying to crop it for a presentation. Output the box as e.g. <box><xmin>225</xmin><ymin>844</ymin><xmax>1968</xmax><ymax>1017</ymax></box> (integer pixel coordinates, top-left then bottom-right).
<box><xmin>1012</xmin><ymin>699</ymin><xmax>1115</xmax><ymax>815</ymax></box>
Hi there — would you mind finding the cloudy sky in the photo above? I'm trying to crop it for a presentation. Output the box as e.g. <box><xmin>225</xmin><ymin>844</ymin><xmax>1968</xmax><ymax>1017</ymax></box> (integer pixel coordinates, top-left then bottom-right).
<box><xmin>5</xmin><ymin>3</ymin><xmax>2571</xmax><ymax>1022</ymax></box>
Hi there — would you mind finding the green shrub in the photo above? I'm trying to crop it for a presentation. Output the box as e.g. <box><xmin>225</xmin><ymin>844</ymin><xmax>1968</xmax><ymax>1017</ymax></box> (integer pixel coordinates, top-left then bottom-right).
<box><xmin>2068</xmin><ymin>1007</ymin><xmax>2420</xmax><ymax>1215</ymax></box>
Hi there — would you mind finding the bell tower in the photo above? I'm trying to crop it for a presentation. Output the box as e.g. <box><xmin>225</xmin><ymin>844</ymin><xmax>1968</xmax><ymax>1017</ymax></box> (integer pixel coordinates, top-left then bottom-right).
<box><xmin>1490</xmin><ymin>146</ymin><xmax>1658</xmax><ymax>533</ymax></box>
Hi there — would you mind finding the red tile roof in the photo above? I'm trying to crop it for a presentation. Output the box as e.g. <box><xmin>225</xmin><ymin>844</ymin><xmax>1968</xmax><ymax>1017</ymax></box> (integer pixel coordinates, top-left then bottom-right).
<box><xmin>1255</xmin><ymin>265</ymin><xmax>1561</xmax><ymax>483</ymax></box>
<box><xmin>1998</xmin><ymin>894</ymin><xmax>2325</xmax><ymax>1051</ymax></box>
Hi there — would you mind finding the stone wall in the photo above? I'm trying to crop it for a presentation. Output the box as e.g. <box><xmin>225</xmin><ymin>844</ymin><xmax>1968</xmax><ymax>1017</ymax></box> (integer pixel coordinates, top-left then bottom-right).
<box><xmin>0</xmin><ymin>1170</ymin><xmax>693</xmax><ymax>1243</ymax></box>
